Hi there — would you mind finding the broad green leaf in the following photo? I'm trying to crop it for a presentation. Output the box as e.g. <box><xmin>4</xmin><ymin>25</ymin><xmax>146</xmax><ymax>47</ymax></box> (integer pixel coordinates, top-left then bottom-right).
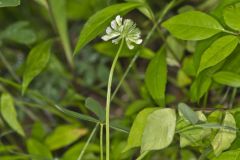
<box><xmin>0</xmin><ymin>21</ymin><xmax>36</xmax><ymax>45</ymax></box>
<box><xmin>211</xmin><ymin>112</ymin><xmax>236</xmax><ymax>156</ymax></box>
<box><xmin>141</xmin><ymin>108</ymin><xmax>176</xmax><ymax>152</ymax></box>
<box><xmin>45</xmin><ymin>125</ymin><xmax>88</xmax><ymax>150</ymax></box>
<box><xmin>162</xmin><ymin>11</ymin><xmax>224</xmax><ymax>40</ymax></box>
<box><xmin>0</xmin><ymin>0</ymin><xmax>20</xmax><ymax>7</ymax></box>
<box><xmin>22</xmin><ymin>40</ymin><xmax>53</xmax><ymax>94</ymax></box>
<box><xmin>177</xmin><ymin>70</ymin><xmax>191</xmax><ymax>87</ymax></box>
<box><xmin>178</xmin><ymin>103</ymin><xmax>198</xmax><ymax>124</ymax></box>
<box><xmin>213</xmin><ymin>71</ymin><xmax>240</xmax><ymax>87</ymax></box>
<box><xmin>197</xmin><ymin>35</ymin><xmax>238</xmax><ymax>74</ymax></box>
<box><xmin>74</xmin><ymin>2</ymin><xmax>142</xmax><ymax>54</ymax></box>
<box><xmin>0</xmin><ymin>93</ymin><xmax>25</xmax><ymax>136</ymax></box>
<box><xmin>212</xmin><ymin>149</ymin><xmax>240</xmax><ymax>160</ymax></box>
<box><xmin>145</xmin><ymin>47</ymin><xmax>167</xmax><ymax>107</ymax></box>
<box><xmin>123</xmin><ymin>108</ymin><xmax>157</xmax><ymax>152</ymax></box>
<box><xmin>223</xmin><ymin>3</ymin><xmax>240</xmax><ymax>31</ymax></box>
<box><xmin>48</xmin><ymin>0</ymin><xmax>73</xmax><ymax>66</ymax></box>
<box><xmin>85</xmin><ymin>97</ymin><xmax>105</xmax><ymax>122</ymax></box>
<box><xmin>193</xmin><ymin>33</ymin><xmax>223</xmax><ymax>71</ymax></box>
<box><xmin>27</xmin><ymin>138</ymin><xmax>53</xmax><ymax>160</ymax></box>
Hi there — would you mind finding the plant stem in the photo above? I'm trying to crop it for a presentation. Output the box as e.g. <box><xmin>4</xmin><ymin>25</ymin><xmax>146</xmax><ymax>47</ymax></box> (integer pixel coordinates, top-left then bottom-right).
<box><xmin>229</xmin><ymin>88</ymin><xmax>237</xmax><ymax>108</ymax></box>
<box><xmin>77</xmin><ymin>123</ymin><xmax>99</xmax><ymax>160</ymax></box>
<box><xmin>100</xmin><ymin>123</ymin><xmax>104</xmax><ymax>160</ymax></box>
<box><xmin>0</xmin><ymin>51</ymin><xmax>21</xmax><ymax>82</ymax></box>
<box><xmin>111</xmin><ymin>0</ymin><xmax>177</xmax><ymax>101</ymax></box>
<box><xmin>105</xmin><ymin>39</ymin><xmax>124</xmax><ymax>160</ymax></box>
<box><xmin>136</xmin><ymin>151</ymin><xmax>150</xmax><ymax>160</ymax></box>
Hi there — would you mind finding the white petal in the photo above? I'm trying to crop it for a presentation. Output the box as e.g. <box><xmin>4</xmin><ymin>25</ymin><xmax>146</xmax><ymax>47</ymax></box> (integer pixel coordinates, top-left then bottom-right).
<box><xmin>112</xmin><ymin>36</ymin><xmax>121</xmax><ymax>44</ymax></box>
<box><xmin>126</xmin><ymin>39</ymin><xmax>134</xmax><ymax>50</ymax></box>
<box><xmin>116</xmin><ymin>15</ymin><xmax>122</xmax><ymax>26</ymax></box>
<box><xmin>101</xmin><ymin>35</ymin><xmax>112</xmax><ymax>41</ymax></box>
<box><xmin>111</xmin><ymin>20</ymin><xmax>117</xmax><ymax>30</ymax></box>
<box><xmin>101</xmin><ymin>32</ymin><xmax>120</xmax><ymax>41</ymax></box>
<box><xmin>106</xmin><ymin>27</ymin><xmax>112</xmax><ymax>34</ymax></box>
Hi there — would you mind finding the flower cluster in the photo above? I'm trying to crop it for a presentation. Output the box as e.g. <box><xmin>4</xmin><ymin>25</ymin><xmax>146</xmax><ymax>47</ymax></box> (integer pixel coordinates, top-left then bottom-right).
<box><xmin>102</xmin><ymin>15</ymin><xmax>142</xmax><ymax>50</ymax></box>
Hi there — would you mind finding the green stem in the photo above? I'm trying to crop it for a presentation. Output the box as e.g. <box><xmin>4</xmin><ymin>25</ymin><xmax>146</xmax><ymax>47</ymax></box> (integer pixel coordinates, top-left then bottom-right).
<box><xmin>136</xmin><ymin>151</ymin><xmax>150</xmax><ymax>160</ymax></box>
<box><xmin>111</xmin><ymin>0</ymin><xmax>177</xmax><ymax>101</ymax></box>
<box><xmin>100</xmin><ymin>123</ymin><xmax>104</xmax><ymax>160</ymax></box>
<box><xmin>106</xmin><ymin>39</ymin><xmax>124</xmax><ymax>160</ymax></box>
<box><xmin>0</xmin><ymin>51</ymin><xmax>20</xmax><ymax>82</ymax></box>
<box><xmin>229</xmin><ymin>88</ymin><xmax>237</xmax><ymax>108</ymax></box>
<box><xmin>77</xmin><ymin>123</ymin><xmax>99</xmax><ymax>160</ymax></box>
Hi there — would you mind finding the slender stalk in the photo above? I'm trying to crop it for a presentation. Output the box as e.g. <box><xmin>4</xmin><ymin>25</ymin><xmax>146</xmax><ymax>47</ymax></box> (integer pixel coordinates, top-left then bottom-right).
<box><xmin>77</xmin><ymin>123</ymin><xmax>99</xmax><ymax>160</ymax></box>
<box><xmin>0</xmin><ymin>51</ymin><xmax>20</xmax><ymax>82</ymax></box>
<box><xmin>229</xmin><ymin>88</ymin><xmax>237</xmax><ymax>108</ymax></box>
<box><xmin>100</xmin><ymin>123</ymin><xmax>104</xmax><ymax>160</ymax></box>
<box><xmin>111</xmin><ymin>0</ymin><xmax>177</xmax><ymax>101</ymax></box>
<box><xmin>106</xmin><ymin>39</ymin><xmax>125</xmax><ymax>160</ymax></box>
<box><xmin>136</xmin><ymin>151</ymin><xmax>150</xmax><ymax>160</ymax></box>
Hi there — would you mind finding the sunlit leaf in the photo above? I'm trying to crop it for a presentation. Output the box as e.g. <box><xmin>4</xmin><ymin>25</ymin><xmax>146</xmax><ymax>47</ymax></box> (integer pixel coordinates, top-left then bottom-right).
<box><xmin>162</xmin><ymin>11</ymin><xmax>224</xmax><ymax>40</ymax></box>
<box><xmin>141</xmin><ymin>108</ymin><xmax>176</xmax><ymax>152</ymax></box>
<box><xmin>223</xmin><ymin>3</ymin><xmax>240</xmax><ymax>31</ymax></box>
<box><xmin>0</xmin><ymin>93</ymin><xmax>25</xmax><ymax>136</ymax></box>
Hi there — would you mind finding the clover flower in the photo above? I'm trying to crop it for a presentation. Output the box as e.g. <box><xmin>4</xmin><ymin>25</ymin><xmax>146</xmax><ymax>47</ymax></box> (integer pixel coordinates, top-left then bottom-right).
<box><xmin>101</xmin><ymin>15</ymin><xmax>142</xmax><ymax>50</ymax></box>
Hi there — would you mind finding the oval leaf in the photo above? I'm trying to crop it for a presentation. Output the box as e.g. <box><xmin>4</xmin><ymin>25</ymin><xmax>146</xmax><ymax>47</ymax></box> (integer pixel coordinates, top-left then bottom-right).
<box><xmin>0</xmin><ymin>93</ymin><xmax>25</xmax><ymax>136</ymax></box>
<box><xmin>223</xmin><ymin>3</ymin><xmax>240</xmax><ymax>31</ymax></box>
<box><xmin>213</xmin><ymin>71</ymin><xmax>240</xmax><ymax>87</ymax></box>
<box><xmin>141</xmin><ymin>108</ymin><xmax>176</xmax><ymax>152</ymax></box>
<box><xmin>162</xmin><ymin>11</ymin><xmax>224</xmax><ymax>40</ymax></box>
<box><xmin>197</xmin><ymin>35</ymin><xmax>239</xmax><ymax>74</ymax></box>
<box><xmin>45</xmin><ymin>125</ymin><xmax>88</xmax><ymax>150</ymax></box>
<box><xmin>211</xmin><ymin>112</ymin><xmax>236</xmax><ymax>156</ymax></box>
<box><xmin>22</xmin><ymin>40</ymin><xmax>53</xmax><ymax>94</ymax></box>
<box><xmin>123</xmin><ymin>108</ymin><xmax>157</xmax><ymax>152</ymax></box>
<box><xmin>73</xmin><ymin>2</ymin><xmax>142</xmax><ymax>54</ymax></box>
<box><xmin>145</xmin><ymin>47</ymin><xmax>167</xmax><ymax>107</ymax></box>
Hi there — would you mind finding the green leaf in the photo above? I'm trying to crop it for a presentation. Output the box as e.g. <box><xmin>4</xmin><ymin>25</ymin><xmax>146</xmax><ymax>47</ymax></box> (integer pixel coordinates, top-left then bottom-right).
<box><xmin>48</xmin><ymin>0</ymin><xmax>73</xmax><ymax>66</ymax></box>
<box><xmin>212</xmin><ymin>149</ymin><xmax>240</xmax><ymax>160</ymax></box>
<box><xmin>54</xmin><ymin>105</ymin><xmax>100</xmax><ymax>123</ymax></box>
<box><xmin>0</xmin><ymin>93</ymin><xmax>25</xmax><ymax>136</ymax></box>
<box><xmin>124</xmin><ymin>108</ymin><xmax>157</xmax><ymax>152</ymax></box>
<box><xmin>22</xmin><ymin>40</ymin><xmax>53</xmax><ymax>94</ymax></box>
<box><xmin>45</xmin><ymin>125</ymin><xmax>88</xmax><ymax>150</ymax></box>
<box><xmin>0</xmin><ymin>0</ymin><xmax>20</xmax><ymax>7</ymax></box>
<box><xmin>27</xmin><ymin>138</ymin><xmax>53</xmax><ymax>160</ymax></box>
<box><xmin>74</xmin><ymin>2</ymin><xmax>142</xmax><ymax>54</ymax></box>
<box><xmin>162</xmin><ymin>11</ymin><xmax>224</xmax><ymax>40</ymax></box>
<box><xmin>211</xmin><ymin>112</ymin><xmax>236</xmax><ymax>156</ymax></box>
<box><xmin>0</xmin><ymin>21</ymin><xmax>36</xmax><ymax>45</ymax></box>
<box><xmin>178</xmin><ymin>103</ymin><xmax>198</xmax><ymax>124</ymax></box>
<box><xmin>197</xmin><ymin>35</ymin><xmax>239</xmax><ymax>74</ymax></box>
<box><xmin>223</xmin><ymin>3</ymin><xmax>240</xmax><ymax>31</ymax></box>
<box><xmin>85</xmin><ymin>97</ymin><xmax>105</xmax><ymax>122</ymax></box>
<box><xmin>213</xmin><ymin>71</ymin><xmax>240</xmax><ymax>87</ymax></box>
<box><xmin>141</xmin><ymin>108</ymin><xmax>176</xmax><ymax>152</ymax></box>
<box><xmin>145</xmin><ymin>47</ymin><xmax>167</xmax><ymax>107</ymax></box>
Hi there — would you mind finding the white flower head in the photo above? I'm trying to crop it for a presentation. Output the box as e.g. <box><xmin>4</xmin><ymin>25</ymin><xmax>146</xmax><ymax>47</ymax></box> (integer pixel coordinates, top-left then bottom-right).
<box><xmin>101</xmin><ymin>15</ymin><xmax>142</xmax><ymax>50</ymax></box>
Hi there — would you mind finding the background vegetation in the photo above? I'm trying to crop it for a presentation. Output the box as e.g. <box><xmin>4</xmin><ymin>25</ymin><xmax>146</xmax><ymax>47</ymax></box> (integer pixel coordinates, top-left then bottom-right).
<box><xmin>1</xmin><ymin>0</ymin><xmax>240</xmax><ymax>159</ymax></box>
